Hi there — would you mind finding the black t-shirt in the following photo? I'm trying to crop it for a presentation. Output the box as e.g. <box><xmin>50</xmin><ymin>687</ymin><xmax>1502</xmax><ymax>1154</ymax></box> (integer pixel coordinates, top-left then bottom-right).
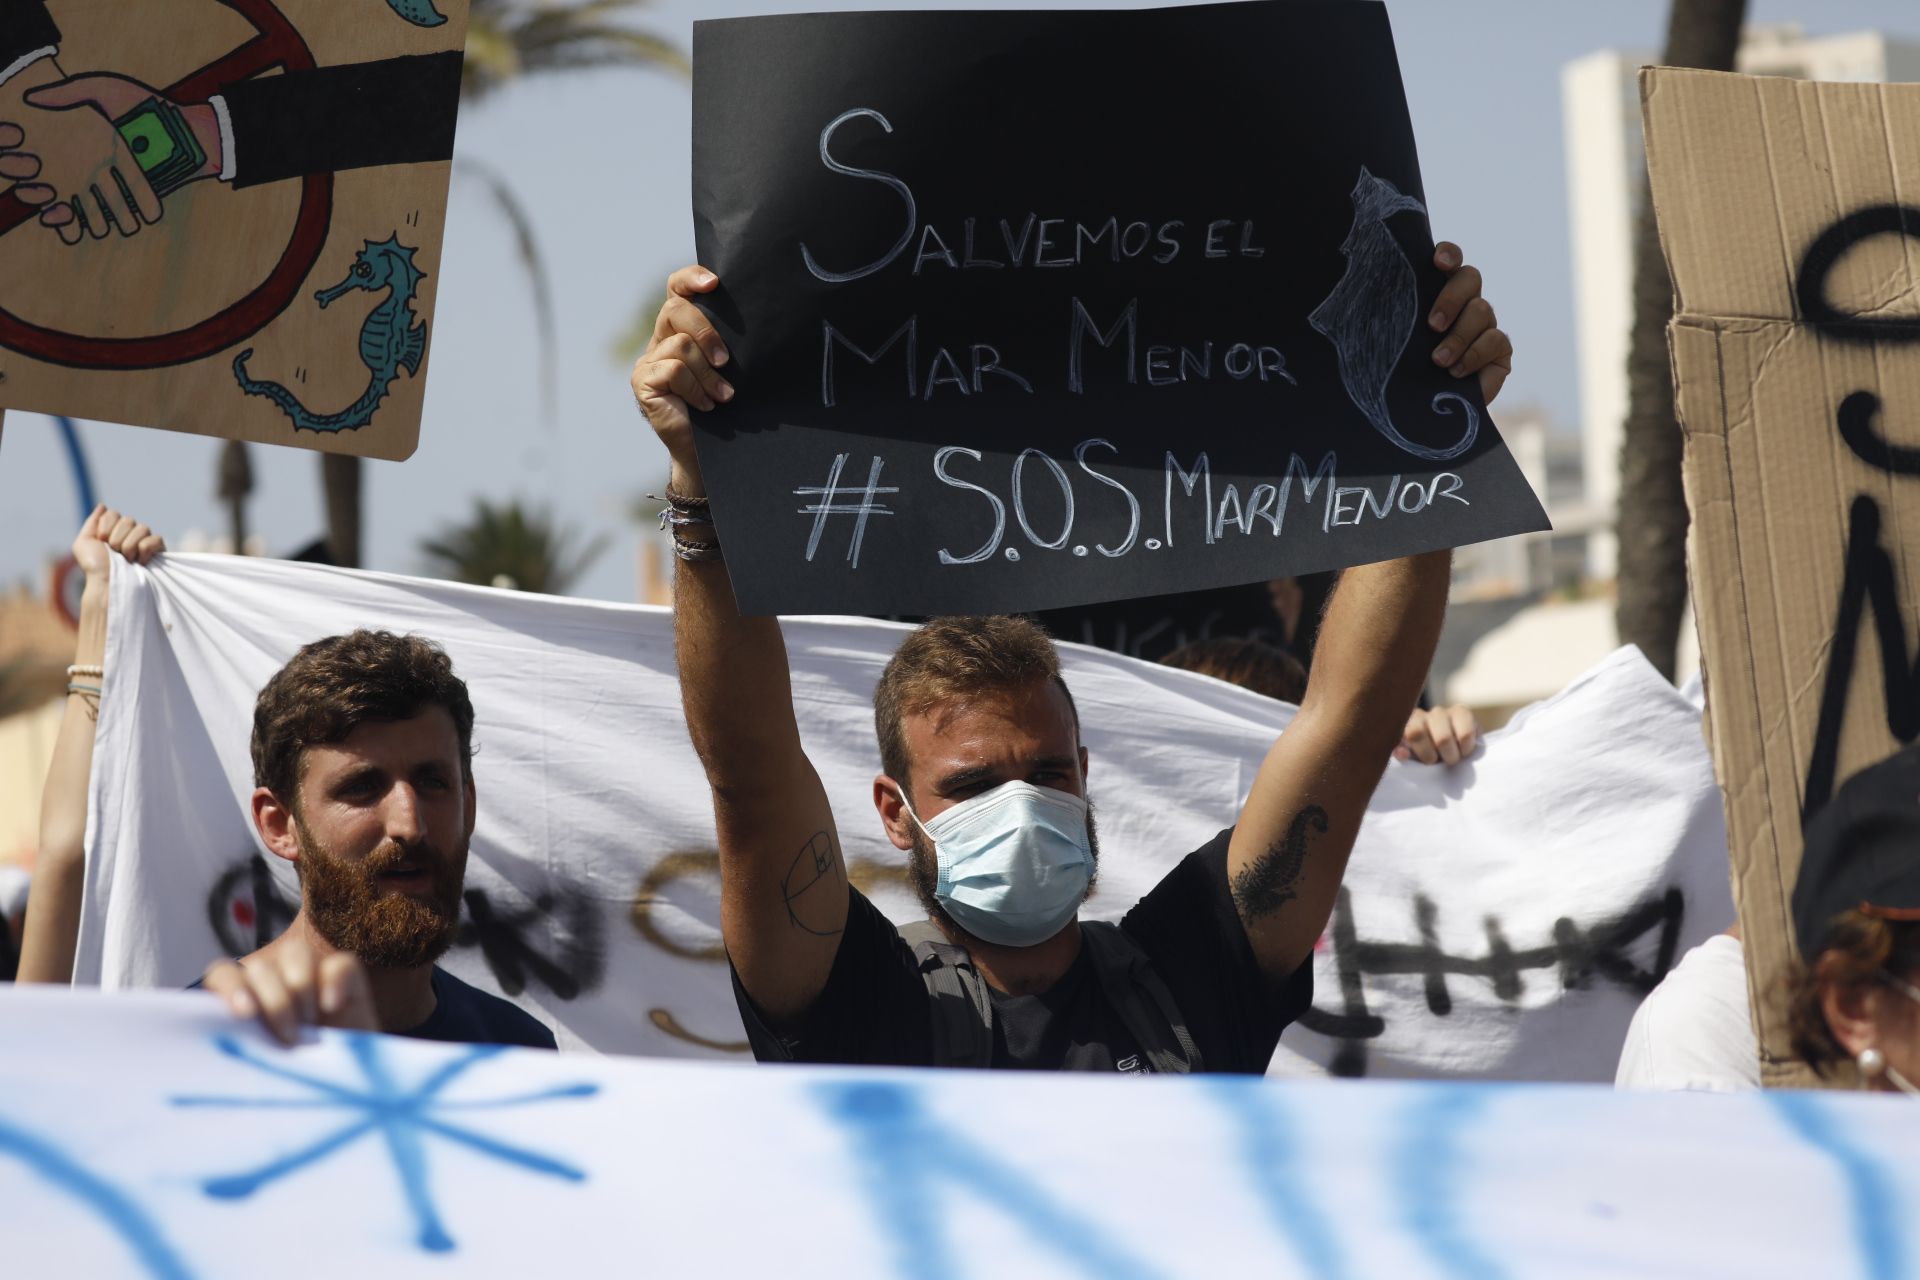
<box><xmin>190</xmin><ymin>964</ymin><xmax>556</xmax><ymax>1050</ymax></box>
<box><xmin>732</xmin><ymin>827</ymin><xmax>1310</xmax><ymax>1074</ymax></box>
<box><xmin>412</xmin><ymin>966</ymin><xmax>556</xmax><ymax>1049</ymax></box>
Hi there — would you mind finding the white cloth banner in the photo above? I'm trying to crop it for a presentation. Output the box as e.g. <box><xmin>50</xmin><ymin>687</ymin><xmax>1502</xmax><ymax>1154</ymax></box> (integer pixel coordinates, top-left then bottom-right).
<box><xmin>82</xmin><ymin>556</ymin><xmax>1734</xmax><ymax>1078</ymax></box>
<box><xmin>2</xmin><ymin>986</ymin><xmax>1912</xmax><ymax>1280</ymax></box>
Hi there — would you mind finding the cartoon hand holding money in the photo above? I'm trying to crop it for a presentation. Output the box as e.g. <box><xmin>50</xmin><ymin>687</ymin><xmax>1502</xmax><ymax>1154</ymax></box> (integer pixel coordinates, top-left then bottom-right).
<box><xmin>0</xmin><ymin>67</ymin><xmax>220</xmax><ymax>245</ymax></box>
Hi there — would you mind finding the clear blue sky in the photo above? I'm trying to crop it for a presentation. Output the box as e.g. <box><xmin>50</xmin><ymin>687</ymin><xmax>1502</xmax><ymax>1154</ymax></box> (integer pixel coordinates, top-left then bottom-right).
<box><xmin>1</xmin><ymin>0</ymin><xmax>1910</xmax><ymax>603</ymax></box>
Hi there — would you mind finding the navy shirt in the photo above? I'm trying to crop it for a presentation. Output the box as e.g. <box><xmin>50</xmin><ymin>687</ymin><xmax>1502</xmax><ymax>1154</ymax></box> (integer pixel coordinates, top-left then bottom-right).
<box><xmin>733</xmin><ymin>828</ymin><xmax>1312</xmax><ymax>1073</ymax></box>
<box><xmin>192</xmin><ymin>964</ymin><xmax>555</xmax><ymax>1050</ymax></box>
<box><xmin>412</xmin><ymin>966</ymin><xmax>556</xmax><ymax>1049</ymax></box>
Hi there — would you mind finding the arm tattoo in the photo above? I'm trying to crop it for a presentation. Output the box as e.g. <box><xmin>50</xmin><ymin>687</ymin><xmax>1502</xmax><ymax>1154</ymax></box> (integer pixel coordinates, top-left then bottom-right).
<box><xmin>1232</xmin><ymin>805</ymin><xmax>1329</xmax><ymax>922</ymax></box>
<box><xmin>781</xmin><ymin>831</ymin><xmax>845</xmax><ymax>936</ymax></box>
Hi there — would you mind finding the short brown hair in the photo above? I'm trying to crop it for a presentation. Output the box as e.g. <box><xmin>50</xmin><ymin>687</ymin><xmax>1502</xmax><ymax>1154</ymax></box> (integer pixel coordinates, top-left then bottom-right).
<box><xmin>1786</xmin><ymin>911</ymin><xmax>1920</xmax><ymax>1075</ymax></box>
<box><xmin>252</xmin><ymin>630</ymin><xmax>475</xmax><ymax>807</ymax></box>
<box><xmin>874</xmin><ymin>616</ymin><xmax>1075</xmax><ymax>789</ymax></box>
<box><xmin>1159</xmin><ymin>636</ymin><xmax>1307</xmax><ymax>704</ymax></box>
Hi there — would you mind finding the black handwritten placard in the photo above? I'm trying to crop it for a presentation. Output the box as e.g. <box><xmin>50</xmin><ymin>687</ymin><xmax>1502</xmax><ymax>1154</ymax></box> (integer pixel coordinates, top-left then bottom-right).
<box><xmin>688</xmin><ymin>1</ymin><xmax>1548</xmax><ymax>617</ymax></box>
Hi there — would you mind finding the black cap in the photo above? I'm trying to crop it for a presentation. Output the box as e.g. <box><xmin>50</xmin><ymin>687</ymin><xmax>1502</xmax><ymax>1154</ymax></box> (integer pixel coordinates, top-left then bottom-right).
<box><xmin>1793</xmin><ymin>744</ymin><xmax>1920</xmax><ymax>961</ymax></box>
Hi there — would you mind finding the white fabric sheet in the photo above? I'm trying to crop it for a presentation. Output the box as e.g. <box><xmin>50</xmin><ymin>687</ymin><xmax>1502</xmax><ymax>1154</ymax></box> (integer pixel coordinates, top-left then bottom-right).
<box><xmin>1615</xmin><ymin>933</ymin><xmax>1761</xmax><ymax>1093</ymax></box>
<box><xmin>81</xmin><ymin>555</ymin><xmax>1735</xmax><ymax>1078</ymax></box>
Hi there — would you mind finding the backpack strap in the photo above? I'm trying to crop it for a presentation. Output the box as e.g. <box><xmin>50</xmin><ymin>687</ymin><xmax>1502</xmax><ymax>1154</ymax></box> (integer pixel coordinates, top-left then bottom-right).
<box><xmin>1078</xmin><ymin>922</ymin><xmax>1206</xmax><ymax>1075</ymax></box>
<box><xmin>899</xmin><ymin>921</ymin><xmax>994</xmax><ymax>1068</ymax></box>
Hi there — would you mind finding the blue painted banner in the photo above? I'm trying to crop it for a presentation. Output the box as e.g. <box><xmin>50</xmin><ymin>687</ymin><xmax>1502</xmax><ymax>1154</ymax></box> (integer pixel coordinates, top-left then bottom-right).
<box><xmin>0</xmin><ymin>987</ymin><xmax>1911</xmax><ymax>1279</ymax></box>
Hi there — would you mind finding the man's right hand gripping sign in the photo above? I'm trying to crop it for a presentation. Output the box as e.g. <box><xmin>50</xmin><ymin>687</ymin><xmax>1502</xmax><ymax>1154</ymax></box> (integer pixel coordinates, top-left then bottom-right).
<box><xmin>634</xmin><ymin>252</ymin><xmax>1510</xmax><ymax>1073</ymax></box>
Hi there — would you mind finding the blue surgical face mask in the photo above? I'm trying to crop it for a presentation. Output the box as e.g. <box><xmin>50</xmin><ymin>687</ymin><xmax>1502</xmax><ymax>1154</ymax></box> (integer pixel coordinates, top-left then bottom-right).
<box><xmin>899</xmin><ymin>779</ymin><xmax>1094</xmax><ymax>948</ymax></box>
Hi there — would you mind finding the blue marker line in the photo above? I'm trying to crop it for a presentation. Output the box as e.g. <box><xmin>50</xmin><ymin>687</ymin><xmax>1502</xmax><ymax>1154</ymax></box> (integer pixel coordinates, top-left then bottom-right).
<box><xmin>203</xmin><ymin>1118</ymin><xmax>379</xmax><ymax>1199</ymax></box>
<box><xmin>403</xmin><ymin>1041</ymin><xmax>505</xmax><ymax>1101</ymax></box>
<box><xmin>0</xmin><ymin>1112</ymin><xmax>196</xmax><ymax>1280</ymax></box>
<box><xmin>351</xmin><ymin>1037</ymin><xmax>454</xmax><ymax>1252</ymax></box>
<box><xmin>1394</xmin><ymin>1087</ymin><xmax>1508</xmax><ymax>1280</ymax></box>
<box><xmin>206</xmin><ymin>1035</ymin><xmax>371</xmax><ymax>1105</ymax></box>
<box><xmin>181</xmin><ymin>1032</ymin><xmax>599</xmax><ymax>1255</ymax></box>
<box><xmin>1771</xmin><ymin>1093</ymin><xmax>1905</xmax><ymax>1280</ymax></box>
<box><xmin>417</xmin><ymin>1116</ymin><xmax>589</xmax><ymax>1181</ymax></box>
<box><xmin>819</xmin><ymin>1081</ymin><xmax>1165</xmax><ymax>1280</ymax></box>
<box><xmin>1210</xmin><ymin>1080</ymin><xmax>1345</xmax><ymax>1279</ymax></box>
<box><xmin>171</xmin><ymin>1096</ymin><xmax>355</xmax><ymax>1110</ymax></box>
<box><xmin>834</xmin><ymin>1085</ymin><xmax>950</xmax><ymax>1280</ymax></box>
<box><xmin>438</xmin><ymin>1083</ymin><xmax>602</xmax><ymax>1109</ymax></box>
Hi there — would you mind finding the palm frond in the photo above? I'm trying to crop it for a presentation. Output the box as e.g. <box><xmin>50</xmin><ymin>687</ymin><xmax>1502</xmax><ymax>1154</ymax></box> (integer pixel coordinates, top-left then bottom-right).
<box><xmin>451</xmin><ymin>158</ymin><xmax>558</xmax><ymax>426</ymax></box>
<box><xmin>421</xmin><ymin>498</ymin><xmax>608</xmax><ymax>595</ymax></box>
<box><xmin>515</xmin><ymin>33</ymin><xmax>688</xmax><ymax>77</ymax></box>
<box><xmin>463</xmin><ymin>0</ymin><xmax>686</xmax><ymax>100</ymax></box>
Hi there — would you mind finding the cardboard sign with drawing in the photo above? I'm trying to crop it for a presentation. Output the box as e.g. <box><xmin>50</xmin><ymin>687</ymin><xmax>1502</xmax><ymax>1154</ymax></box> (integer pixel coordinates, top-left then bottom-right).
<box><xmin>0</xmin><ymin>0</ymin><xmax>468</xmax><ymax>460</ymax></box>
<box><xmin>1644</xmin><ymin>66</ymin><xmax>1920</xmax><ymax>1087</ymax></box>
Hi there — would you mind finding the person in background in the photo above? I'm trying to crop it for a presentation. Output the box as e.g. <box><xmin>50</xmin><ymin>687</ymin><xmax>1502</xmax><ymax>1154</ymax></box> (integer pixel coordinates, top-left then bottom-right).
<box><xmin>1159</xmin><ymin>636</ymin><xmax>1308</xmax><ymax>704</ymax></box>
<box><xmin>15</xmin><ymin>506</ymin><xmax>162</xmax><ymax>984</ymax></box>
<box><xmin>1623</xmin><ymin>743</ymin><xmax>1920</xmax><ymax>1094</ymax></box>
<box><xmin>1786</xmin><ymin>744</ymin><xmax>1920</xmax><ymax>1093</ymax></box>
<box><xmin>1158</xmin><ymin>635</ymin><xmax>1480</xmax><ymax>766</ymax></box>
<box><xmin>1615</xmin><ymin>925</ymin><xmax>1759</xmax><ymax>1092</ymax></box>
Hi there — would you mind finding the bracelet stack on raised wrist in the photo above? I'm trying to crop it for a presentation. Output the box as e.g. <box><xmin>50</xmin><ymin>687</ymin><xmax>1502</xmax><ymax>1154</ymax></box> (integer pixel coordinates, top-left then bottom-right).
<box><xmin>655</xmin><ymin>486</ymin><xmax>722</xmax><ymax>563</ymax></box>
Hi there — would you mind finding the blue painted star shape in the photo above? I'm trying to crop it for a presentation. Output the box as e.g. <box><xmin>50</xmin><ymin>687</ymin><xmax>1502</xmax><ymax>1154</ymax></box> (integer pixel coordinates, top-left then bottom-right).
<box><xmin>173</xmin><ymin>1034</ymin><xmax>597</xmax><ymax>1252</ymax></box>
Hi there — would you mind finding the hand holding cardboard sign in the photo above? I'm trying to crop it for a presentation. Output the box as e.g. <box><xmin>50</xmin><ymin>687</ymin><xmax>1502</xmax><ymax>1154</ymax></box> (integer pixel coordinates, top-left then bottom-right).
<box><xmin>202</xmin><ymin>943</ymin><xmax>378</xmax><ymax>1046</ymax></box>
<box><xmin>631</xmin><ymin>264</ymin><xmax>734</xmax><ymax>491</ymax></box>
<box><xmin>1427</xmin><ymin>242</ymin><xmax>1512</xmax><ymax>404</ymax></box>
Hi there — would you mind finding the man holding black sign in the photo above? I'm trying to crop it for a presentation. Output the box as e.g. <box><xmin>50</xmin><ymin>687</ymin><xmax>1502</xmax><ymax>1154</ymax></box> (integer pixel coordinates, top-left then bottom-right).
<box><xmin>634</xmin><ymin>245</ymin><xmax>1508</xmax><ymax>1073</ymax></box>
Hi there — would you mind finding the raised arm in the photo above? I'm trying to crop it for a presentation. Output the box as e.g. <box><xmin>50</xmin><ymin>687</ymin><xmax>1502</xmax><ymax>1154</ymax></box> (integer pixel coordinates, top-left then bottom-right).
<box><xmin>1225</xmin><ymin>244</ymin><xmax>1509</xmax><ymax>982</ymax></box>
<box><xmin>632</xmin><ymin>267</ymin><xmax>849</xmax><ymax>1024</ymax></box>
<box><xmin>17</xmin><ymin>507</ymin><xmax>163</xmax><ymax>984</ymax></box>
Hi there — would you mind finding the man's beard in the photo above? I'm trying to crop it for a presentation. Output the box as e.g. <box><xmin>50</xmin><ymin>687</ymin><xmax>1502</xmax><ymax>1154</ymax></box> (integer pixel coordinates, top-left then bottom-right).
<box><xmin>295</xmin><ymin>823</ymin><xmax>465</xmax><ymax>970</ymax></box>
<box><xmin>905</xmin><ymin>798</ymin><xmax>1099</xmax><ymax>948</ymax></box>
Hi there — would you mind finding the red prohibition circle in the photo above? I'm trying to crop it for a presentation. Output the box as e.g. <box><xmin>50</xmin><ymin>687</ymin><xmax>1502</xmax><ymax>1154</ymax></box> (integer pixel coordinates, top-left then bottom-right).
<box><xmin>0</xmin><ymin>0</ymin><xmax>335</xmax><ymax>370</ymax></box>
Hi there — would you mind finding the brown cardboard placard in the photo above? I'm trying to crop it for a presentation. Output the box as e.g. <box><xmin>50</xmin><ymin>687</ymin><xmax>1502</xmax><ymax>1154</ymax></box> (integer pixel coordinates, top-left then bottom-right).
<box><xmin>1643</xmin><ymin>66</ymin><xmax>1920</xmax><ymax>1087</ymax></box>
<box><xmin>0</xmin><ymin>0</ymin><xmax>469</xmax><ymax>461</ymax></box>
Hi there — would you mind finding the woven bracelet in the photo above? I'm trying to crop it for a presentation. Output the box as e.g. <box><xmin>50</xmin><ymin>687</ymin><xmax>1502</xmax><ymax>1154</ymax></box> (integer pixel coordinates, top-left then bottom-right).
<box><xmin>670</xmin><ymin>533</ymin><xmax>723</xmax><ymax>563</ymax></box>
<box><xmin>648</xmin><ymin>487</ymin><xmax>711</xmax><ymax>513</ymax></box>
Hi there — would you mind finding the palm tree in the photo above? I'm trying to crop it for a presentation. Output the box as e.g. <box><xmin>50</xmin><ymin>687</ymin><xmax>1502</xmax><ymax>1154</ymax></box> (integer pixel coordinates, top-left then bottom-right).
<box><xmin>420</xmin><ymin>497</ymin><xmax>607</xmax><ymax>594</ymax></box>
<box><xmin>319</xmin><ymin>0</ymin><xmax>687</xmax><ymax>568</ymax></box>
<box><xmin>461</xmin><ymin>0</ymin><xmax>686</xmax><ymax>100</ymax></box>
<box><xmin>1614</xmin><ymin>0</ymin><xmax>1748</xmax><ymax>679</ymax></box>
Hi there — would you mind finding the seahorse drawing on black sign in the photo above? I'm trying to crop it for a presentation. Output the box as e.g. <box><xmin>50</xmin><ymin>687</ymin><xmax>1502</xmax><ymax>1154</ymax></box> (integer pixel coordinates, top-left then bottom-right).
<box><xmin>1310</xmin><ymin>168</ymin><xmax>1479</xmax><ymax>464</ymax></box>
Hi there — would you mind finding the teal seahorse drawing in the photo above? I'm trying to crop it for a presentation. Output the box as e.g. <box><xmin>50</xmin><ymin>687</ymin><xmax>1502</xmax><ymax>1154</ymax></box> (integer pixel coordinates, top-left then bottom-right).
<box><xmin>234</xmin><ymin>235</ymin><xmax>428</xmax><ymax>434</ymax></box>
<box><xmin>386</xmin><ymin>0</ymin><xmax>447</xmax><ymax>28</ymax></box>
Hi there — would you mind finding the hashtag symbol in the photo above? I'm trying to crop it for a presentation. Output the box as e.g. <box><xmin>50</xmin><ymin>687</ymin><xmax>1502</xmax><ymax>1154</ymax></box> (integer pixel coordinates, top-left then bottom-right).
<box><xmin>794</xmin><ymin>453</ymin><xmax>899</xmax><ymax>569</ymax></box>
